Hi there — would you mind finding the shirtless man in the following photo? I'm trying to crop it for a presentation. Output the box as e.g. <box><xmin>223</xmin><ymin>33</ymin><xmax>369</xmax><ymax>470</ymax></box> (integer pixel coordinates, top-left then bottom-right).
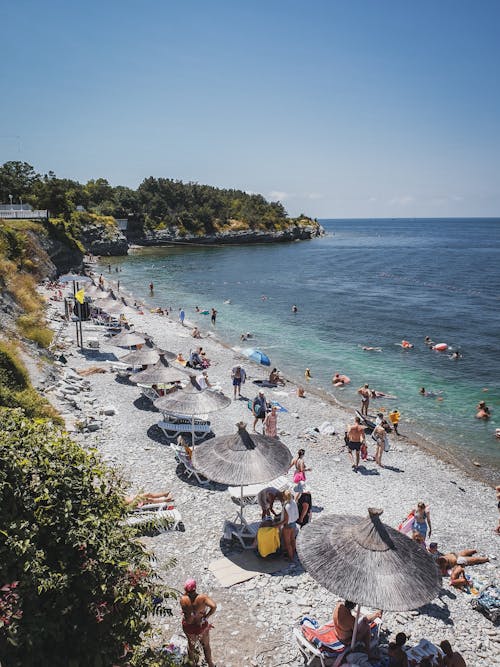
<box><xmin>358</xmin><ymin>384</ymin><xmax>370</xmax><ymax>416</ymax></box>
<box><xmin>437</xmin><ymin>550</ymin><xmax>489</xmax><ymax>575</ymax></box>
<box><xmin>257</xmin><ymin>487</ymin><xmax>284</xmax><ymax>519</ymax></box>
<box><xmin>438</xmin><ymin>640</ymin><xmax>466</xmax><ymax>666</ymax></box>
<box><xmin>333</xmin><ymin>600</ymin><xmax>381</xmax><ymax>655</ymax></box>
<box><xmin>346</xmin><ymin>416</ymin><xmax>365</xmax><ymax>471</ymax></box>
<box><xmin>180</xmin><ymin>579</ymin><xmax>217</xmax><ymax>667</ymax></box>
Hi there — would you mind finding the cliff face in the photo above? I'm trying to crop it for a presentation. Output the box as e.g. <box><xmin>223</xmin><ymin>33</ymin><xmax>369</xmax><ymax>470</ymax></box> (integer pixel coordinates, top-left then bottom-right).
<box><xmin>136</xmin><ymin>221</ymin><xmax>324</xmax><ymax>246</ymax></box>
<box><xmin>68</xmin><ymin>214</ymin><xmax>128</xmax><ymax>256</ymax></box>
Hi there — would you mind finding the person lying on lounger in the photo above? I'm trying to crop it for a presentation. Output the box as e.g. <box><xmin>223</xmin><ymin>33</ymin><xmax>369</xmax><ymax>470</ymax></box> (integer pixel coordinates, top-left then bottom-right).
<box><xmin>125</xmin><ymin>491</ymin><xmax>174</xmax><ymax>508</ymax></box>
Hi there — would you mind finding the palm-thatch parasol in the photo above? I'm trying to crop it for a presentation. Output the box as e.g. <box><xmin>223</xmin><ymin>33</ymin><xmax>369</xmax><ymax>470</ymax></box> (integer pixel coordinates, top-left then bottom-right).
<box><xmin>154</xmin><ymin>375</ymin><xmax>231</xmax><ymax>446</ymax></box>
<box><xmin>129</xmin><ymin>357</ymin><xmax>188</xmax><ymax>385</ymax></box>
<box><xmin>192</xmin><ymin>422</ymin><xmax>292</xmax><ymax>541</ymax></box>
<box><xmin>192</xmin><ymin>422</ymin><xmax>291</xmax><ymax>485</ymax></box>
<box><xmin>110</xmin><ymin>331</ymin><xmax>146</xmax><ymax>348</ymax></box>
<box><xmin>296</xmin><ymin>508</ymin><xmax>442</xmax><ymax>648</ymax></box>
<box><xmin>119</xmin><ymin>347</ymin><xmax>161</xmax><ymax>367</ymax></box>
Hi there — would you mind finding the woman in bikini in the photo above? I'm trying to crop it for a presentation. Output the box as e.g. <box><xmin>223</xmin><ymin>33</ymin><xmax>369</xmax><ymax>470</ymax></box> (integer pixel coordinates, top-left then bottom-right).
<box><xmin>289</xmin><ymin>449</ymin><xmax>311</xmax><ymax>483</ymax></box>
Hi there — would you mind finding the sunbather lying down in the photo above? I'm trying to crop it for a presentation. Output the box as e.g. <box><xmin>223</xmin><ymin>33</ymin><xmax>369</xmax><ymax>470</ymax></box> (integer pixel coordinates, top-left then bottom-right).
<box><xmin>437</xmin><ymin>549</ymin><xmax>489</xmax><ymax>575</ymax></box>
<box><xmin>125</xmin><ymin>491</ymin><xmax>174</xmax><ymax>508</ymax></box>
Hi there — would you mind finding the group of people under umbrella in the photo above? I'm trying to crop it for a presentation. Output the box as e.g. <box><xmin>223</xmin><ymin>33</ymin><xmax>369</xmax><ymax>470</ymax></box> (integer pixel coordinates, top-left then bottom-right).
<box><xmin>64</xmin><ymin>275</ymin><xmax>447</xmax><ymax>665</ymax></box>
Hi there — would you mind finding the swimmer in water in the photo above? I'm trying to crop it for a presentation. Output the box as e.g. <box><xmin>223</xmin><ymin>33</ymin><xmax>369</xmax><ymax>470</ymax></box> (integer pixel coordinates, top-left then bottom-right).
<box><xmin>305</xmin><ymin>368</ymin><xmax>312</xmax><ymax>380</ymax></box>
<box><xmin>450</xmin><ymin>350</ymin><xmax>462</xmax><ymax>360</ymax></box>
<box><xmin>424</xmin><ymin>336</ymin><xmax>435</xmax><ymax>347</ymax></box>
<box><xmin>476</xmin><ymin>400</ymin><xmax>490</xmax><ymax>420</ymax></box>
<box><xmin>400</xmin><ymin>340</ymin><xmax>414</xmax><ymax>349</ymax></box>
<box><xmin>292</xmin><ymin>304</ymin><xmax>298</xmax><ymax>313</ymax></box>
<box><xmin>360</xmin><ymin>346</ymin><xmax>382</xmax><ymax>352</ymax></box>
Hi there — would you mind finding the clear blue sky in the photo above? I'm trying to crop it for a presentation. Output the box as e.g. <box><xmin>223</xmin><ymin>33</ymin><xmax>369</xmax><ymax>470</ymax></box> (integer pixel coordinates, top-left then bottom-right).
<box><xmin>1</xmin><ymin>0</ymin><xmax>499</xmax><ymax>218</ymax></box>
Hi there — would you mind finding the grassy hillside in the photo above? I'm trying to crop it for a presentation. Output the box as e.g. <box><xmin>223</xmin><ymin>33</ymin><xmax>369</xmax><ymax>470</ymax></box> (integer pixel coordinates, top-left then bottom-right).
<box><xmin>0</xmin><ymin>219</ymin><xmax>81</xmax><ymax>420</ymax></box>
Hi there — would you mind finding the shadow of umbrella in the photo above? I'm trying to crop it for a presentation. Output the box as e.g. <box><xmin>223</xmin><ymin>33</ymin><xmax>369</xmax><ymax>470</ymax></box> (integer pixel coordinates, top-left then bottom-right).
<box><xmin>296</xmin><ymin>508</ymin><xmax>442</xmax><ymax>649</ymax></box>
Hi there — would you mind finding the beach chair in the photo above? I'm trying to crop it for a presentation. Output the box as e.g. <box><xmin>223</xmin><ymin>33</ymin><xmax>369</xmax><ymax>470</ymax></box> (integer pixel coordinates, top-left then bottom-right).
<box><xmin>169</xmin><ymin>446</ymin><xmax>209</xmax><ymax>486</ymax></box>
<box><xmin>125</xmin><ymin>506</ymin><xmax>183</xmax><ymax>534</ymax></box>
<box><xmin>158</xmin><ymin>418</ymin><xmax>211</xmax><ymax>443</ymax></box>
<box><xmin>294</xmin><ymin>616</ymin><xmax>381</xmax><ymax>667</ymax></box>
<box><xmin>227</xmin><ymin>475</ymin><xmax>290</xmax><ymax>507</ymax></box>
<box><xmin>138</xmin><ymin>384</ymin><xmax>161</xmax><ymax>403</ymax></box>
<box><xmin>405</xmin><ymin>639</ymin><xmax>443</xmax><ymax>665</ymax></box>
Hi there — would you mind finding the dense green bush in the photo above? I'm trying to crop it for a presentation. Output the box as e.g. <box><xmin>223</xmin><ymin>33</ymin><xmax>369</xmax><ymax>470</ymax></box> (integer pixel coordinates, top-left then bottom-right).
<box><xmin>0</xmin><ymin>409</ymin><xmax>175</xmax><ymax>666</ymax></box>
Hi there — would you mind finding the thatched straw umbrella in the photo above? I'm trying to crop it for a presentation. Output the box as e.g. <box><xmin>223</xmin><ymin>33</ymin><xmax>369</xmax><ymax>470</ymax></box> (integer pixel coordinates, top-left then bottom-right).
<box><xmin>110</xmin><ymin>331</ymin><xmax>146</xmax><ymax>348</ymax></box>
<box><xmin>154</xmin><ymin>375</ymin><xmax>231</xmax><ymax>446</ymax></box>
<box><xmin>129</xmin><ymin>357</ymin><xmax>188</xmax><ymax>385</ymax></box>
<box><xmin>192</xmin><ymin>422</ymin><xmax>292</xmax><ymax>535</ymax></box>
<box><xmin>296</xmin><ymin>508</ymin><xmax>442</xmax><ymax>648</ymax></box>
<box><xmin>119</xmin><ymin>347</ymin><xmax>161</xmax><ymax>367</ymax></box>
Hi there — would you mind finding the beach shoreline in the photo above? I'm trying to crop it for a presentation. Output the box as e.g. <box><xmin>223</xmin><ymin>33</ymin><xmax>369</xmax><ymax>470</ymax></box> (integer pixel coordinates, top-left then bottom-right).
<box><xmin>97</xmin><ymin>268</ymin><xmax>496</xmax><ymax>488</ymax></box>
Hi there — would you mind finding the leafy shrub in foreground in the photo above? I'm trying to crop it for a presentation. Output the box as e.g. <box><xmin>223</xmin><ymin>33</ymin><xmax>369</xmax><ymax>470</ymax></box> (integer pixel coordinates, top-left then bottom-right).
<box><xmin>0</xmin><ymin>409</ymin><xmax>175</xmax><ymax>666</ymax></box>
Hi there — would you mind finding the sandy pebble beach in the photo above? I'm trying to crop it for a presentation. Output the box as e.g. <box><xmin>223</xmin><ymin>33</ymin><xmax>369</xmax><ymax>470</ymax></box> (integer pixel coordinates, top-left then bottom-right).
<box><xmin>37</xmin><ymin>281</ymin><xmax>499</xmax><ymax>667</ymax></box>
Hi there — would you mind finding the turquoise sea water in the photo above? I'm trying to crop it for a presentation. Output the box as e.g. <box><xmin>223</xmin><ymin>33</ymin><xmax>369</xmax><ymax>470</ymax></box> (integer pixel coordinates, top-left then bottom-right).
<box><xmin>100</xmin><ymin>218</ymin><xmax>500</xmax><ymax>482</ymax></box>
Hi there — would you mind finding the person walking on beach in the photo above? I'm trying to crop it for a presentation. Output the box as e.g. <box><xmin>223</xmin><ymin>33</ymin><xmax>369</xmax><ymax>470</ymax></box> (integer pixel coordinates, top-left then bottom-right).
<box><xmin>264</xmin><ymin>404</ymin><xmax>278</xmax><ymax>437</ymax></box>
<box><xmin>411</xmin><ymin>501</ymin><xmax>432</xmax><ymax>541</ymax></box>
<box><xmin>358</xmin><ymin>384</ymin><xmax>370</xmax><ymax>416</ymax></box>
<box><xmin>252</xmin><ymin>390</ymin><xmax>268</xmax><ymax>432</ymax></box>
<box><xmin>179</xmin><ymin>307</ymin><xmax>185</xmax><ymax>326</ymax></box>
<box><xmin>290</xmin><ymin>449</ymin><xmax>311</xmax><ymax>483</ymax></box>
<box><xmin>346</xmin><ymin>416</ymin><xmax>365</xmax><ymax>471</ymax></box>
<box><xmin>372</xmin><ymin>421</ymin><xmax>386</xmax><ymax>468</ymax></box>
<box><xmin>180</xmin><ymin>579</ymin><xmax>217</xmax><ymax>667</ymax></box>
<box><xmin>389</xmin><ymin>408</ymin><xmax>400</xmax><ymax>435</ymax></box>
<box><xmin>231</xmin><ymin>364</ymin><xmax>246</xmax><ymax>399</ymax></box>
<box><xmin>211</xmin><ymin>307</ymin><xmax>217</xmax><ymax>325</ymax></box>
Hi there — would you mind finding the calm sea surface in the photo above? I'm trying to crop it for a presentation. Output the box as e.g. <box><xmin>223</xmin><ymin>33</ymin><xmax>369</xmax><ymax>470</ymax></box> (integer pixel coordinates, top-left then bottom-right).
<box><xmin>100</xmin><ymin>219</ymin><xmax>500</xmax><ymax>482</ymax></box>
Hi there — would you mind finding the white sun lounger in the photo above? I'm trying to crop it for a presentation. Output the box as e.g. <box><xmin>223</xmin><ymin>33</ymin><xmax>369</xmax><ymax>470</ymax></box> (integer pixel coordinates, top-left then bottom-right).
<box><xmin>158</xmin><ymin>419</ymin><xmax>211</xmax><ymax>443</ymax></box>
<box><xmin>169</xmin><ymin>444</ymin><xmax>209</xmax><ymax>486</ymax></box>
<box><xmin>227</xmin><ymin>476</ymin><xmax>290</xmax><ymax>507</ymax></box>
<box><xmin>125</xmin><ymin>507</ymin><xmax>182</xmax><ymax>532</ymax></box>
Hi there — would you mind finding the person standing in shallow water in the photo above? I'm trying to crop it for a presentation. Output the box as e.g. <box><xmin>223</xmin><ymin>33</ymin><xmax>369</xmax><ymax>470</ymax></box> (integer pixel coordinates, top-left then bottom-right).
<box><xmin>211</xmin><ymin>308</ymin><xmax>217</xmax><ymax>325</ymax></box>
<box><xmin>358</xmin><ymin>383</ymin><xmax>370</xmax><ymax>416</ymax></box>
<box><xmin>179</xmin><ymin>307</ymin><xmax>185</xmax><ymax>326</ymax></box>
<box><xmin>149</xmin><ymin>281</ymin><xmax>154</xmax><ymax>295</ymax></box>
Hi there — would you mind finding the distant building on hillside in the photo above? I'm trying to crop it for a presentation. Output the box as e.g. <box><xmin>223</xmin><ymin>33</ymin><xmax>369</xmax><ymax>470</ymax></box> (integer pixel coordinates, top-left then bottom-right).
<box><xmin>0</xmin><ymin>203</ymin><xmax>49</xmax><ymax>220</ymax></box>
<box><xmin>116</xmin><ymin>218</ymin><xmax>128</xmax><ymax>231</ymax></box>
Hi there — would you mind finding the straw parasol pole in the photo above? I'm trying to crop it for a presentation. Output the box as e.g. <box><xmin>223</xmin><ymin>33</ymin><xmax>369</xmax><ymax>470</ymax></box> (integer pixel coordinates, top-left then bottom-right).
<box><xmin>192</xmin><ymin>422</ymin><xmax>292</xmax><ymax>537</ymax></box>
<box><xmin>296</xmin><ymin>508</ymin><xmax>442</xmax><ymax>649</ymax></box>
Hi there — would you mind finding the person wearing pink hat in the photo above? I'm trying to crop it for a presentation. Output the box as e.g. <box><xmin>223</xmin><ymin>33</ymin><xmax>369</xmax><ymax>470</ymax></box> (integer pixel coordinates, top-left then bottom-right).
<box><xmin>180</xmin><ymin>578</ymin><xmax>217</xmax><ymax>667</ymax></box>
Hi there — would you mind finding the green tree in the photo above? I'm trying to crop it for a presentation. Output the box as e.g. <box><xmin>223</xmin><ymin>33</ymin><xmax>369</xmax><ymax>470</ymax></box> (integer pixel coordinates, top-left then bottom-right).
<box><xmin>0</xmin><ymin>162</ymin><xmax>40</xmax><ymax>203</ymax></box>
<box><xmin>0</xmin><ymin>409</ymin><xmax>175</xmax><ymax>667</ymax></box>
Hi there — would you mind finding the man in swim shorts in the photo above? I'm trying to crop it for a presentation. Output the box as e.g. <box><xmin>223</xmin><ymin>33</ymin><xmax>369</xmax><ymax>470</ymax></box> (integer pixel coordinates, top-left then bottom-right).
<box><xmin>231</xmin><ymin>364</ymin><xmax>246</xmax><ymax>399</ymax></box>
<box><xmin>180</xmin><ymin>579</ymin><xmax>217</xmax><ymax>667</ymax></box>
<box><xmin>358</xmin><ymin>384</ymin><xmax>370</xmax><ymax>416</ymax></box>
<box><xmin>346</xmin><ymin>416</ymin><xmax>365</xmax><ymax>471</ymax></box>
<box><xmin>437</xmin><ymin>550</ymin><xmax>489</xmax><ymax>575</ymax></box>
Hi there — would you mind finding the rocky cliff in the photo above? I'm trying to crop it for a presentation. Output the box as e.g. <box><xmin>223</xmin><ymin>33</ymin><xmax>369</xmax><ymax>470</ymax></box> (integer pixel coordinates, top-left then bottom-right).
<box><xmin>136</xmin><ymin>220</ymin><xmax>324</xmax><ymax>246</ymax></box>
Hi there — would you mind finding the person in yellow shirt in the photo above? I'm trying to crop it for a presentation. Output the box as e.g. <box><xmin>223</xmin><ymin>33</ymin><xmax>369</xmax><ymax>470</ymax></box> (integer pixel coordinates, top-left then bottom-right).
<box><xmin>389</xmin><ymin>409</ymin><xmax>401</xmax><ymax>435</ymax></box>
